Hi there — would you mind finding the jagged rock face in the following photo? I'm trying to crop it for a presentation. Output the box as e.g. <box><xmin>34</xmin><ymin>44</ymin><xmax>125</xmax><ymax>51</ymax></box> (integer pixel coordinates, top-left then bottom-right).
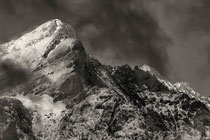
<box><xmin>0</xmin><ymin>19</ymin><xmax>210</xmax><ymax>139</ymax></box>
<box><xmin>0</xmin><ymin>97</ymin><xmax>35</xmax><ymax>140</ymax></box>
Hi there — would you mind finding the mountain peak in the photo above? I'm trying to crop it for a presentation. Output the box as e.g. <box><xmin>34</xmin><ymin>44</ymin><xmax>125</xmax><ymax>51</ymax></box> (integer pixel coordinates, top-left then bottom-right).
<box><xmin>1</xmin><ymin>19</ymin><xmax>76</xmax><ymax>50</ymax></box>
<box><xmin>49</xmin><ymin>19</ymin><xmax>63</xmax><ymax>26</ymax></box>
<box><xmin>140</xmin><ymin>64</ymin><xmax>161</xmax><ymax>77</ymax></box>
<box><xmin>140</xmin><ymin>64</ymin><xmax>152</xmax><ymax>72</ymax></box>
<box><xmin>36</xmin><ymin>19</ymin><xmax>76</xmax><ymax>37</ymax></box>
<box><xmin>38</xmin><ymin>19</ymin><xmax>64</xmax><ymax>30</ymax></box>
<box><xmin>140</xmin><ymin>64</ymin><xmax>166</xmax><ymax>80</ymax></box>
<box><xmin>0</xmin><ymin>19</ymin><xmax>78</xmax><ymax>69</ymax></box>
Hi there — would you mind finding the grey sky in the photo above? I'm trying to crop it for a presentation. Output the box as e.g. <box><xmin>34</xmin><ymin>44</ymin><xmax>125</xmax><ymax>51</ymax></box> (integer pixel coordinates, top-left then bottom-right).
<box><xmin>0</xmin><ymin>0</ymin><xmax>210</xmax><ymax>96</ymax></box>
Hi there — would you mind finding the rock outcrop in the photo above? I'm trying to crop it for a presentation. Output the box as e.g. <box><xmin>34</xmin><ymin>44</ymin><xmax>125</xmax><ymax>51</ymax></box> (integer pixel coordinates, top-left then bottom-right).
<box><xmin>0</xmin><ymin>97</ymin><xmax>35</xmax><ymax>140</ymax></box>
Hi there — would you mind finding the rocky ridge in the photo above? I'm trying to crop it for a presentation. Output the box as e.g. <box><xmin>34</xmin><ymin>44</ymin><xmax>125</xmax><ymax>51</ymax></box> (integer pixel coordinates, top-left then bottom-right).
<box><xmin>0</xmin><ymin>19</ymin><xmax>210</xmax><ymax>140</ymax></box>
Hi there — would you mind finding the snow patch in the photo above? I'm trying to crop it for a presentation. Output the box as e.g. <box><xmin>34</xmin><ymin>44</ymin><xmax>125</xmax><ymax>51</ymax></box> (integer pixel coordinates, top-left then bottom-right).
<box><xmin>140</xmin><ymin>64</ymin><xmax>152</xmax><ymax>72</ymax></box>
<box><xmin>15</xmin><ymin>94</ymin><xmax>65</xmax><ymax>117</ymax></box>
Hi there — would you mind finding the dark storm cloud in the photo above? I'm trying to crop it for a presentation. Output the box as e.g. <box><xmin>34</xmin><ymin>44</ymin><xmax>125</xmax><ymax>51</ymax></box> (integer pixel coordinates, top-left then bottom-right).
<box><xmin>0</xmin><ymin>60</ymin><xmax>29</xmax><ymax>89</ymax></box>
<box><xmin>145</xmin><ymin>0</ymin><xmax>210</xmax><ymax>96</ymax></box>
<box><xmin>75</xmin><ymin>0</ymin><xmax>171</xmax><ymax>75</ymax></box>
<box><xmin>0</xmin><ymin>0</ymin><xmax>170</xmax><ymax>75</ymax></box>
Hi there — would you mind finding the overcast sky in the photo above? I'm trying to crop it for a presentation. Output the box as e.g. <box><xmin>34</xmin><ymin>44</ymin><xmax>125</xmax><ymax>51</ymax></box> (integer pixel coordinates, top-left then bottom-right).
<box><xmin>0</xmin><ymin>0</ymin><xmax>210</xmax><ymax>96</ymax></box>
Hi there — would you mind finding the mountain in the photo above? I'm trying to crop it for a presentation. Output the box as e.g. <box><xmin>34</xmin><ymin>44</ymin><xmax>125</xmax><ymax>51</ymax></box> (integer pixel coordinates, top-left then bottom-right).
<box><xmin>0</xmin><ymin>19</ymin><xmax>210</xmax><ymax>140</ymax></box>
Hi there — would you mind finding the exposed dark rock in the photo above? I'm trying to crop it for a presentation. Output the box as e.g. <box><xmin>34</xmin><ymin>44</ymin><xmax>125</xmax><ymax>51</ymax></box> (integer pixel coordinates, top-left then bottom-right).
<box><xmin>0</xmin><ymin>97</ymin><xmax>35</xmax><ymax>140</ymax></box>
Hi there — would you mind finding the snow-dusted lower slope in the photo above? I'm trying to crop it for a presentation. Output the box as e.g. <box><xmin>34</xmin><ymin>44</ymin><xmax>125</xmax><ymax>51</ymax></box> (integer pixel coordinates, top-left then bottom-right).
<box><xmin>0</xmin><ymin>19</ymin><xmax>210</xmax><ymax>140</ymax></box>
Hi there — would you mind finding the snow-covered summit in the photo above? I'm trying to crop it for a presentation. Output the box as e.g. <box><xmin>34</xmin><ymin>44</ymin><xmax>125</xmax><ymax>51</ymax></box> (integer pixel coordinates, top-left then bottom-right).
<box><xmin>140</xmin><ymin>64</ymin><xmax>152</xmax><ymax>72</ymax></box>
<box><xmin>140</xmin><ymin>64</ymin><xmax>176</xmax><ymax>90</ymax></box>
<box><xmin>140</xmin><ymin>64</ymin><xmax>165</xmax><ymax>79</ymax></box>
<box><xmin>0</xmin><ymin>19</ymin><xmax>77</xmax><ymax>69</ymax></box>
<box><xmin>2</xmin><ymin>19</ymin><xmax>76</xmax><ymax>50</ymax></box>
